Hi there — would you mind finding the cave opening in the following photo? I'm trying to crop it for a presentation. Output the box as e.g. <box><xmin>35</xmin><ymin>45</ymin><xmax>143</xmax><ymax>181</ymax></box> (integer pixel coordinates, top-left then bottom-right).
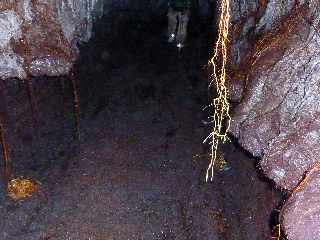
<box><xmin>0</xmin><ymin>1</ymin><xmax>289</xmax><ymax>239</ymax></box>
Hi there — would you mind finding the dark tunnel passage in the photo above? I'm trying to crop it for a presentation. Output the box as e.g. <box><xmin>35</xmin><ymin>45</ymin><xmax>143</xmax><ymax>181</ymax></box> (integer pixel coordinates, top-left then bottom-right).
<box><xmin>0</xmin><ymin>2</ymin><xmax>282</xmax><ymax>239</ymax></box>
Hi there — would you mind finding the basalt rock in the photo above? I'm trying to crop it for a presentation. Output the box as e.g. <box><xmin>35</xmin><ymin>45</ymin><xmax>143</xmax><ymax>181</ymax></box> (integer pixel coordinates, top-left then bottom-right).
<box><xmin>228</xmin><ymin>0</ymin><xmax>320</xmax><ymax>239</ymax></box>
<box><xmin>281</xmin><ymin>171</ymin><xmax>320</xmax><ymax>240</ymax></box>
<box><xmin>0</xmin><ymin>0</ymin><xmax>104</xmax><ymax>79</ymax></box>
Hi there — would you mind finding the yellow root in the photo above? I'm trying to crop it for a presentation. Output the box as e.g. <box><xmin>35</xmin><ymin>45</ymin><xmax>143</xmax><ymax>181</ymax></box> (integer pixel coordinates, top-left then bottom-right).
<box><xmin>205</xmin><ymin>0</ymin><xmax>231</xmax><ymax>181</ymax></box>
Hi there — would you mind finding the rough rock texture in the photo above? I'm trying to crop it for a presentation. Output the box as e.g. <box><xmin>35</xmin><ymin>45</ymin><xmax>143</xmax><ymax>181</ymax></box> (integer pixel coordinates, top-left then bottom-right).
<box><xmin>0</xmin><ymin>0</ymin><xmax>215</xmax><ymax>80</ymax></box>
<box><xmin>231</xmin><ymin>0</ymin><xmax>320</xmax><ymax>189</ymax></box>
<box><xmin>227</xmin><ymin>0</ymin><xmax>315</xmax><ymax>101</ymax></box>
<box><xmin>0</xmin><ymin>0</ymin><xmax>104</xmax><ymax>79</ymax></box>
<box><xmin>228</xmin><ymin>0</ymin><xmax>320</xmax><ymax>239</ymax></box>
<box><xmin>281</xmin><ymin>171</ymin><xmax>320</xmax><ymax>240</ymax></box>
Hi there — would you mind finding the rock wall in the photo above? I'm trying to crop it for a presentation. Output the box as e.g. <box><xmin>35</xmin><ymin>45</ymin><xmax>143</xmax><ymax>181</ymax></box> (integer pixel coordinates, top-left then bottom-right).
<box><xmin>0</xmin><ymin>0</ymin><xmax>213</xmax><ymax>80</ymax></box>
<box><xmin>228</xmin><ymin>0</ymin><xmax>320</xmax><ymax>239</ymax></box>
<box><xmin>0</xmin><ymin>0</ymin><xmax>104</xmax><ymax>79</ymax></box>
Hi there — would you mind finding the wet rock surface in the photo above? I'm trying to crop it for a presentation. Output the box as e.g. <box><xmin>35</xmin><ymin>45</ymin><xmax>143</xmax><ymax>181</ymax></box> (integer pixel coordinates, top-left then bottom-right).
<box><xmin>0</xmin><ymin>19</ymin><xmax>279</xmax><ymax>239</ymax></box>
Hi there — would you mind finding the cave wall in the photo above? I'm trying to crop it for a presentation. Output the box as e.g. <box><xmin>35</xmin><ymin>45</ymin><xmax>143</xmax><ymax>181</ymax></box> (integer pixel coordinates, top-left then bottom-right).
<box><xmin>0</xmin><ymin>0</ymin><xmax>104</xmax><ymax>79</ymax></box>
<box><xmin>0</xmin><ymin>0</ymin><xmax>213</xmax><ymax>80</ymax></box>
<box><xmin>228</xmin><ymin>1</ymin><xmax>320</xmax><ymax>239</ymax></box>
<box><xmin>4</xmin><ymin>0</ymin><xmax>317</xmax><ymax>238</ymax></box>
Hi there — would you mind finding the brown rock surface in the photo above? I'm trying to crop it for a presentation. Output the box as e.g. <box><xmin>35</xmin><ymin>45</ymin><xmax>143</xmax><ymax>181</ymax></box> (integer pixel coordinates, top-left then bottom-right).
<box><xmin>228</xmin><ymin>1</ymin><xmax>320</xmax><ymax>239</ymax></box>
<box><xmin>281</xmin><ymin>171</ymin><xmax>320</xmax><ymax>240</ymax></box>
<box><xmin>0</xmin><ymin>0</ymin><xmax>103</xmax><ymax>79</ymax></box>
<box><xmin>230</xmin><ymin>1</ymin><xmax>320</xmax><ymax>190</ymax></box>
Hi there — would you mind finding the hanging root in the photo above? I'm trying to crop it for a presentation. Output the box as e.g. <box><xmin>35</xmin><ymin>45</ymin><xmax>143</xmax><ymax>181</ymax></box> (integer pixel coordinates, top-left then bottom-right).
<box><xmin>205</xmin><ymin>0</ymin><xmax>231</xmax><ymax>181</ymax></box>
<box><xmin>0</xmin><ymin>117</ymin><xmax>10</xmax><ymax>191</ymax></box>
<box><xmin>70</xmin><ymin>68</ymin><xmax>81</xmax><ymax>140</ymax></box>
<box><xmin>0</xmin><ymin>90</ymin><xmax>37</xmax><ymax>200</ymax></box>
<box><xmin>272</xmin><ymin>224</ymin><xmax>281</xmax><ymax>240</ymax></box>
<box><xmin>1</xmin><ymin>81</ymin><xmax>38</xmax><ymax>200</ymax></box>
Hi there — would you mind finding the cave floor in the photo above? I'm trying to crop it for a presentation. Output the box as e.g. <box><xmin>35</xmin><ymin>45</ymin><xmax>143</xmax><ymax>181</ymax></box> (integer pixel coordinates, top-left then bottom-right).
<box><xmin>0</xmin><ymin>20</ymin><xmax>280</xmax><ymax>240</ymax></box>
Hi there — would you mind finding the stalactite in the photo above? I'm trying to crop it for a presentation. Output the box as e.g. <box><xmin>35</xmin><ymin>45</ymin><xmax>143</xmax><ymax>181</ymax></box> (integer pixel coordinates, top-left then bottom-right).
<box><xmin>70</xmin><ymin>68</ymin><xmax>81</xmax><ymax>140</ymax></box>
<box><xmin>0</xmin><ymin>116</ymin><xmax>10</xmax><ymax>191</ymax></box>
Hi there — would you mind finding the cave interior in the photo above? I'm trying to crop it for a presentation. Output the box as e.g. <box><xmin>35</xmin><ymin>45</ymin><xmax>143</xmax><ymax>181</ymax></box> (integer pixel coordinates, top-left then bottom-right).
<box><xmin>0</xmin><ymin>0</ymin><xmax>300</xmax><ymax>239</ymax></box>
